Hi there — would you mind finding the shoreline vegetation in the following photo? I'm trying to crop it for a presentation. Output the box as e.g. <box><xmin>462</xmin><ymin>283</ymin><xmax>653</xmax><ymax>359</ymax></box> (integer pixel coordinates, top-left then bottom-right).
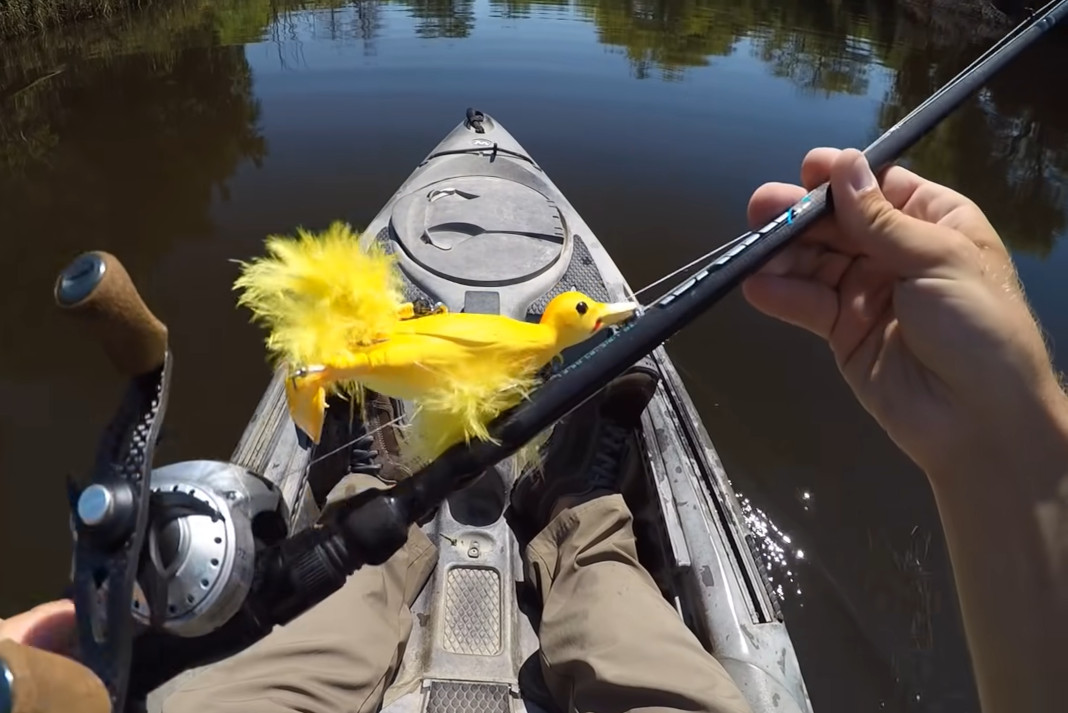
<box><xmin>2</xmin><ymin>0</ymin><xmax>1064</xmax><ymax>262</ymax></box>
<box><xmin>0</xmin><ymin>0</ymin><xmax>1019</xmax><ymax>40</ymax></box>
<box><xmin>900</xmin><ymin>0</ymin><xmax>1015</xmax><ymax>38</ymax></box>
<box><xmin>0</xmin><ymin>0</ymin><xmax>156</xmax><ymax>38</ymax></box>
<box><xmin>0</xmin><ymin>1</ymin><xmax>1064</xmax><ymax>701</ymax></box>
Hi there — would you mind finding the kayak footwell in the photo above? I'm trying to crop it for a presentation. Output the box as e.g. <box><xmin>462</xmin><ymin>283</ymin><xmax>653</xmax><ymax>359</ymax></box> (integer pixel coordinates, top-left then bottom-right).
<box><xmin>148</xmin><ymin>108</ymin><xmax>813</xmax><ymax>713</ymax></box>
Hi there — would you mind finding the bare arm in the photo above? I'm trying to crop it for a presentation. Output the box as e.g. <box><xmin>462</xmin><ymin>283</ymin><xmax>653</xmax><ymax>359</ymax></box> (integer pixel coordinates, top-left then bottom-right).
<box><xmin>744</xmin><ymin>148</ymin><xmax>1068</xmax><ymax>711</ymax></box>
<box><xmin>927</xmin><ymin>389</ymin><xmax>1068</xmax><ymax>711</ymax></box>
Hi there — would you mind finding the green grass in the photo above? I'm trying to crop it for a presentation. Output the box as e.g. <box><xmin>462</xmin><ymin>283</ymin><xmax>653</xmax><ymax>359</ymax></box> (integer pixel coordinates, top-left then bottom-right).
<box><xmin>0</xmin><ymin>0</ymin><xmax>160</xmax><ymax>38</ymax></box>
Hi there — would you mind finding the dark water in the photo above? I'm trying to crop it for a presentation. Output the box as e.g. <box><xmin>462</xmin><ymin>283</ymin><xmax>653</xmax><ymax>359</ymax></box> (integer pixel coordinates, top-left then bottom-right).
<box><xmin>2</xmin><ymin>0</ymin><xmax>1066</xmax><ymax>710</ymax></box>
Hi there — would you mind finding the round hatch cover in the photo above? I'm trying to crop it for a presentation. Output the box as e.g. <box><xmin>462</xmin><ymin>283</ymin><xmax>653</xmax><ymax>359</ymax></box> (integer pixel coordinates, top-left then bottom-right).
<box><xmin>390</xmin><ymin>176</ymin><xmax>566</xmax><ymax>286</ymax></box>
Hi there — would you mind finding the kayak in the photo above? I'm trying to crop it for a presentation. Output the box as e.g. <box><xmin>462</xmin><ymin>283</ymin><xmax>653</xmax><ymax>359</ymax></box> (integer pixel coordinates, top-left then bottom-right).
<box><xmin>229</xmin><ymin>108</ymin><xmax>813</xmax><ymax>713</ymax></box>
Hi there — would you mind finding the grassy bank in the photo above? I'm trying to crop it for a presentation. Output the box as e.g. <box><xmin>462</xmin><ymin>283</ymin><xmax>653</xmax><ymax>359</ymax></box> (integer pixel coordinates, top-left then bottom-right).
<box><xmin>0</xmin><ymin>0</ymin><xmax>165</xmax><ymax>38</ymax></box>
<box><xmin>1</xmin><ymin>0</ymin><xmax>1019</xmax><ymax>41</ymax></box>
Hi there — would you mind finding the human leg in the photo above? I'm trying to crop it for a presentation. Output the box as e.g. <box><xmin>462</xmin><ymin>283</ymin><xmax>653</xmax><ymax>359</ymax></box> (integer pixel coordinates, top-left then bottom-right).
<box><xmin>165</xmin><ymin>440</ymin><xmax>435</xmax><ymax>713</ymax></box>
<box><xmin>512</xmin><ymin>369</ymin><xmax>751</xmax><ymax>713</ymax></box>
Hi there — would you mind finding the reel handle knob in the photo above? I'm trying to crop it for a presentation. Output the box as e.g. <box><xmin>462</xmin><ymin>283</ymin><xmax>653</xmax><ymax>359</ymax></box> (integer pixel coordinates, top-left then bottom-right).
<box><xmin>54</xmin><ymin>251</ymin><xmax>168</xmax><ymax>376</ymax></box>
<box><xmin>0</xmin><ymin>640</ymin><xmax>110</xmax><ymax>713</ymax></box>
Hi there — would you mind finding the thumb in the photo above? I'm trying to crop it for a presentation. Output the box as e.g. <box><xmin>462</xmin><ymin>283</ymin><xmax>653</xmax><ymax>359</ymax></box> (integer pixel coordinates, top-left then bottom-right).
<box><xmin>830</xmin><ymin>149</ymin><xmax>962</xmax><ymax>278</ymax></box>
<box><xmin>0</xmin><ymin>600</ymin><xmax>76</xmax><ymax>654</ymax></box>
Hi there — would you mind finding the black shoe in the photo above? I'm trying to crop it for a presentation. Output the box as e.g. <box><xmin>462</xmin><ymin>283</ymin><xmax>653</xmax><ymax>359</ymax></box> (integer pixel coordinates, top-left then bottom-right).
<box><xmin>320</xmin><ymin>390</ymin><xmax>413</xmax><ymax>522</ymax></box>
<box><xmin>508</xmin><ymin>365</ymin><xmax>660</xmax><ymax>540</ymax></box>
<box><xmin>360</xmin><ymin>391</ymin><xmax>413</xmax><ymax>484</ymax></box>
<box><xmin>338</xmin><ymin>389</ymin><xmax>412</xmax><ymax>483</ymax></box>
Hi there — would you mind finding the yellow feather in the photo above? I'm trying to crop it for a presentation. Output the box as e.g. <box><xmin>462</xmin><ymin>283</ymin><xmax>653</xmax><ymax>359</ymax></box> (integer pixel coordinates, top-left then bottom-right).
<box><xmin>233</xmin><ymin>221</ymin><xmax>405</xmax><ymax>368</ymax></box>
<box><xmin>233</xmin><ymin>224</ymin><xmax>635</xmax><ymax>468</ymax></box>
<box><xmin>400</xmin><ymin>370</ymin><xmax>541</xmax><ymax>466</ymax></box>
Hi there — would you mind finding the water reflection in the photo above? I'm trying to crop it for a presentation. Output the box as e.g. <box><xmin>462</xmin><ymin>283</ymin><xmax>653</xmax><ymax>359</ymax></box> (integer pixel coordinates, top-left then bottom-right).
<box><xmin>201</xmin><ymin>0</ymin><xmax>1066</xmax><ymax>259</ymax></box>
<box><xmin>2</xmin><ymin>1</ymin><xmax>1067</xmax><ymax>711</ymax></box>
<box><xmin>751</xmin><ymin>24</ymin><xmax>877</xmax><ymax>97</ymax></box>
<box><xmin>576</xmin><ymin>0</ymin><xmax>879</xmax><ymax>89</ymax></box>
<box><xmin>0</xmin><ymin>37</ymin><xmax>265</xmax><ymax>315</ymax></box>
<box><xmin>0</xmin><ymin>2</ymin><xmax>266</xmax><ymax>244</ymax></box>
<box><xmin>576</xmin><ymin>0</ymin><xmax>742</xmax><ymax>80</ymax></box>
<box><xmin>0</xmin><ymin>0</ymin><xmax>267</xmax><ymax>611</ymax></box>
<box><xmin>877</xmin><ymin>18</ymin><xmax>1068</xmax><ymax>255</ymax></box>
<box><xmin>739</xmin><ymin>494</ymin><xmax>804</xmax><ymax>601</ymax></box>
<box><xmin>489</xmin><ymin>0</ymin><xmax>570</xmax><ymax>20</ymax></box>
<box><xmin>267</xmin><ymin>0</ymin><xmax>384</xmax><ymax>57</ymax></box>
<box><xmin>399</xmin><ymin>0</ymin><xmax>475</xmax><ymax>37</ymax></box>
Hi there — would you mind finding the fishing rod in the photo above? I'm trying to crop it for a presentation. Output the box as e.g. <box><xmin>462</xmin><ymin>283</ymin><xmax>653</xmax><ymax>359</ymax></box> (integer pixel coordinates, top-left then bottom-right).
<box><xmin>257</xmin><ymin>0</ymin><xmax>1068</xmax><ymax>628</ymax></box>
<box><xmin>3</xmin><ymin>4</ymin><xmax>1066</xmax><ymax>713</ymax></box>
<box><xmin>383</xmin><ymin>0</ymin><xmax>1068</xmax><ymax>521</ymax></box>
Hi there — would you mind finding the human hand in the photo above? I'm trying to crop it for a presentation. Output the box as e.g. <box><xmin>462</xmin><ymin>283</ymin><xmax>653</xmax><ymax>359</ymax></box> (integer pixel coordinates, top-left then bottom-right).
<box><xmin>743</xmin><ymin>148</ymin><xmax>1066</xmax><ymax>481</ymax></box>
<box><xmin>0</xmin><ymin>599</ymin><xmax>112</xmax><ymax>713</ymax></box>
<box><xmin>0</xmin><ymin>599</ymin><xmax>76</xmax><ymax>654</ymax></box>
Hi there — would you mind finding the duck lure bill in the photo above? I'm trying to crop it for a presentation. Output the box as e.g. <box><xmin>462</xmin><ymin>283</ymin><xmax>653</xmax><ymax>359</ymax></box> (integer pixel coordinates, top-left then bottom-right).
<box><xmin>12</xmin><ymin>7</ymin><xmax>1065</xmax><ymax>713</ymax></box>
<box><xmin>388</xmin><ymin>0</ymin><xmax>1068</xmax><ymax>517</ymax></box>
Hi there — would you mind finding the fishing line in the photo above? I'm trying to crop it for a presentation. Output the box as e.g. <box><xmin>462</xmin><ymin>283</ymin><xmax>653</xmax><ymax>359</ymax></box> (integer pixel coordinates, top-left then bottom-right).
<box><xmin>260</xmin><ymin>0</ymin><xmax>1068</xmax><ymax>530</ymax></box>
<box><xmin>281</xmin><ymin>237</ymin><xmax>733</xmax><ymax>482</ymax></box>
<box><xmin>872</xmin><ymin>0</ymin><xmax>1059</xmax><ymax>146</ymax></box>
<box><xmin>616</xmin><ymin>276</ymin><xmax>644</xmax><ymax>315</ymax></box>
<box><xmin>280</xmin><ymin>412</ymin><xmax>407</xmax><ymax>481</ymax></box>
<box><xmin>630</xmin><ymin>0</ymin><xmax>1065</xmax><ymax>312</ymax></box>
<box><xmin>403</xmin><ymin>0</ymin><xmax>1068</xmax><ymax>494</ymax></box>
<box><xmin>293</xmin><ymin>1</ymin><xmax>1067</xmax><ymax>491</ymax></box>
<box><xmin>630</xmin><ymin>232</ymin><xmax>753</xmax><ymax>304</ymax></box>
<box><xmin>259</xmin><ymin>0</ymin><xmax>1068</xmax><ymax>493</ymax></box>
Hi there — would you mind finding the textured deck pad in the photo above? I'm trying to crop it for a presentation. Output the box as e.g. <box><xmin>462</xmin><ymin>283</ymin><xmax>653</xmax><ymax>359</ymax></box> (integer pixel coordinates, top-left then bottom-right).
<box><xmin>527</xmin><ymin>234</ymin><xmax>609</xmax><ymax>315</ymax></box>
<box><xmin>376</xmin><ymin>227</ymin><xmax>434</xmax><ymax>304</ymax></box>
<box><xmin>425</xmin><ymin>681</ymin><xmax>511</xmax><ymax>713</ymax></box>
<box><xmin>443</xmin><ymin>567</ymin><xmax>503</xmax><ymax>656</ymax></box>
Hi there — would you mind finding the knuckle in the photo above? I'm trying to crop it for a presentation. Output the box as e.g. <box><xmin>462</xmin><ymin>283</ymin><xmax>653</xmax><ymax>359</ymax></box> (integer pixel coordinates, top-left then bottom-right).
<box><xmin>863</xmin><ymin>195</ymin><xmax>899</xmax><ymax>237</ymax></box>
<box><xmin>945</xmin><ymin>233</ymin><xmax>980</xmax><ymax>266</ymax></box>
<box><xmin>959</xmin><ymin>195</ymin><xmax>983</xmax><ymax>216</ymax></box>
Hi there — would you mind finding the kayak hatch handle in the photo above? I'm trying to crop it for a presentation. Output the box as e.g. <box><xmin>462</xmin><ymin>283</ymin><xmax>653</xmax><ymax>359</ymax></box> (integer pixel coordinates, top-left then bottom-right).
<box><xmin>54</xmin><ymin>251</ymin><xmax>168</xmax><ymax>377</ymax></box>
<box><xmin>0</xmin><ymin>640</ymin><xmax>110</xmax><ymax>713</ymax></box>
<box><xmin>396</xmin><ymin>0</ymin><xmax>1068</xmax><ymax>554</ymax></box>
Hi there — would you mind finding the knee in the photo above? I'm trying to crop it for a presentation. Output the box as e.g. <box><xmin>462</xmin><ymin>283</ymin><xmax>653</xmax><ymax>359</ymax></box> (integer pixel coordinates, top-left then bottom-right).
<box><xmin>161</xmin><ymin>686</ymin><xmax>211</xmax><ymax>713</ymax></box>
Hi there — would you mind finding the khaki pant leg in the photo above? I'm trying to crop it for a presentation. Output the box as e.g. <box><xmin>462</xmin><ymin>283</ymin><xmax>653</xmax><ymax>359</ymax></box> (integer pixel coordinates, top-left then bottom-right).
<box><xmin>526</xmin><ymin>494</ymin><xmax>751</xmax><ymax>713</ymax></box>
<box><xmin>164</xmin><ymin>475</ymin><xmax>437</xmax><ymax>713</ymax></box>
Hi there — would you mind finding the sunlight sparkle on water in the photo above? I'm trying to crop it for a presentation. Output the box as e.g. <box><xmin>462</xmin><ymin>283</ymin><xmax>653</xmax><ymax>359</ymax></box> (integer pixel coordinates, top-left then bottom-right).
<box><xmin>739</xmin><ymin>494</ymin><xmax>806</xmax><ymax>600</ymax></box>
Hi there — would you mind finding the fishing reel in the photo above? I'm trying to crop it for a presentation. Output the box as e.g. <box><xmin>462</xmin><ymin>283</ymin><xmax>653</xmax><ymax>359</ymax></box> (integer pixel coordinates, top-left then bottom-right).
<box><xmin>124</xmin><ymin>461</ymin><xmax>282</xmax><ymax>638</ymax></box>
<box><xmin>9</xmin><ymin>4</ymin><xmax>1067</xmax><ymax>703</ymax></box>
<box><xmin>0</xmin><ymin>252</ymin><xmax>457</xmax><ymax>713</ymax></box>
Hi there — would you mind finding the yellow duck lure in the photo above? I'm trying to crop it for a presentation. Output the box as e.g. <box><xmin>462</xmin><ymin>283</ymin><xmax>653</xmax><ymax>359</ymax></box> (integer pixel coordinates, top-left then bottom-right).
<box><xmin>234</xmin><ymin>221</ymin><xmax>637</xmax><ymax>465</ymax></box>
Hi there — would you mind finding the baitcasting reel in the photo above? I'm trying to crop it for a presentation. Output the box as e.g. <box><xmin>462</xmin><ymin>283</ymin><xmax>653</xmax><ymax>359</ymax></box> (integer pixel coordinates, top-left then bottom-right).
<box><xmin>0</xmin><ymin>252</ymin><xmax>457</xmax><ymax>713</ymax></box>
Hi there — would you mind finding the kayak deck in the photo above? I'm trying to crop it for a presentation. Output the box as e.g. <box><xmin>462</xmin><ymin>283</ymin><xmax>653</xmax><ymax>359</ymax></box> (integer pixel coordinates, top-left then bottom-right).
<box><xmin>168</xmin><ymin>109</ymin><xmax>813</xmax><ymax>713</ymax></box>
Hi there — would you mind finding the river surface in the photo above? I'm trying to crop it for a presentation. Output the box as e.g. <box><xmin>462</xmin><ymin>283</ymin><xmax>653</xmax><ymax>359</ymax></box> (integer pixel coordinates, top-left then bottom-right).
<box><xmin>2</xmin><ymin>0</ymin><xmax>1066</xmax><ymax>710</ymax></box>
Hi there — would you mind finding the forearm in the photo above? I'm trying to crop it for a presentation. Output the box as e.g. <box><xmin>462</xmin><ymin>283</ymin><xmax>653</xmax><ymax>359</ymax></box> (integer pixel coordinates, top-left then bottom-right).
<box><xmin>927</xmin><ymin>386</ymin><xmax>1068</xmax><ymax>712</ymax></box>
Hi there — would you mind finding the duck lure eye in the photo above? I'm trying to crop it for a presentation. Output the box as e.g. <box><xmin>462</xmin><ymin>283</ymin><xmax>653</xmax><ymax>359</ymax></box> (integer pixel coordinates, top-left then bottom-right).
<box><xmin>575</xmin><ymin>301</ymin><xmax>588</xmax><ymax>315</ymax></box>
